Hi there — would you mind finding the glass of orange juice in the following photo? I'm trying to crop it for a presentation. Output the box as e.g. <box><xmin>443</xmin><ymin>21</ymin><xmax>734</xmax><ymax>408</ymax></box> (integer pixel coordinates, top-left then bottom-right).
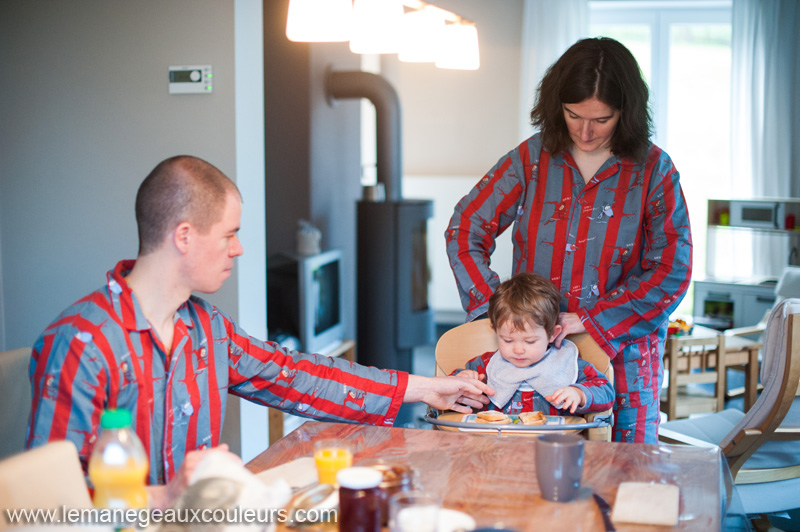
<box><xmin>314</xmin><ymin>439</ymin><xmax>353</xmax><ymax>485</ymax></box>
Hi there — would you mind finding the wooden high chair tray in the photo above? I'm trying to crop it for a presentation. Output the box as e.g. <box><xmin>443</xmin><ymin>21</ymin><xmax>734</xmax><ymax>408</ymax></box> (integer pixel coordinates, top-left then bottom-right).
<box><xmin>425</xmin><ymin>411</ymin><xmax>605</xmax><ymax>435</ymax></box>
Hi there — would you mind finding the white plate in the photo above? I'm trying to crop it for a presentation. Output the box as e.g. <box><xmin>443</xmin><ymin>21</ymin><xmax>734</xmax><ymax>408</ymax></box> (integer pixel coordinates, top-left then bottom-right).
<box><xmin>438</xmin><ymin>508</ymin><xmax>476</xmax><ymax>532</ymax></box>
<box><xmin>458</xmin><ymin>413</ymin><xmax>565</xmax><ymax>433</ymax></box>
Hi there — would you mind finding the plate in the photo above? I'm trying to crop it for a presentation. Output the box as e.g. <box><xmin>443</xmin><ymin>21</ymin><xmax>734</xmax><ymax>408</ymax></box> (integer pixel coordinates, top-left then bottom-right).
<box><xmin>458</xmin><ymin>413</ymin><xmax>565</xmax><ymax>433</ymax></box>
<box><xmin>437</xmin><ymin>508</ymin><xmax>476</xmax><ymax>532</ymax></box>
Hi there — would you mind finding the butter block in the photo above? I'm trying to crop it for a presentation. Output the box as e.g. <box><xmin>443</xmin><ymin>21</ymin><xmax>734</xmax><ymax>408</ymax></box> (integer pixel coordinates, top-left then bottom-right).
<box><xmin>611</xmin><ymin>482</ymin><xmax>680</xmax><ymax>526</ymax></box>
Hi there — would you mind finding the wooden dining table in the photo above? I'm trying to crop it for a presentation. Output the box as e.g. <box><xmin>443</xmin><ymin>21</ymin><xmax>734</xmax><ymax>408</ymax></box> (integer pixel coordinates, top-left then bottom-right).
<box><xmin>246</xmin><ymin>421</ymin><xmax>730</xmax><ymax>532</ymax></box>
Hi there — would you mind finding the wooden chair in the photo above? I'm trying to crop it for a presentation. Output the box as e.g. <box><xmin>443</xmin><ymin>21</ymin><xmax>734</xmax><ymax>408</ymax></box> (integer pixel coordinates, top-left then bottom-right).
<box><xmin>659</xmin><ymin>299</ymin><xmax>800</xmax><ymax>525</ymax></box>
<box><xmin>434</xmin><ymin>319</ymin><xmax>614</xmax><ymax>441</ymax></box>
<box><xmin>0</xmin><ymin>347</ymin><xmax>32</xmax><ymax>460</ymax></box>
<box><xmin>0</xmin><ymin>440</ymin><xmax>93</xmax><ymax>531</ymax></box>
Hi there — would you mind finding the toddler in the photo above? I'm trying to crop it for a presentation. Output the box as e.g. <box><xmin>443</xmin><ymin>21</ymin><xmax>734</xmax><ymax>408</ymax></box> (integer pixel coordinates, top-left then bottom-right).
<box><xmin>455</xmin><ymin>273</ymin><xmax>614</xmax><ymax>415</ymax></box>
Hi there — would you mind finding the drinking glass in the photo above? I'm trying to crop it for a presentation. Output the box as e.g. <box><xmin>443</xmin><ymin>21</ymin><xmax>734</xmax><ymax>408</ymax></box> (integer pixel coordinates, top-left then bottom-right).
<box><xmin>313</xmin><ymin>439</ymin><xmax>353</xmax><ymax>485</ymax></box>
<box><xmin>388</xmin><ymin>490</ymin><xmax>440</xmax><ymax>532</ymax></box>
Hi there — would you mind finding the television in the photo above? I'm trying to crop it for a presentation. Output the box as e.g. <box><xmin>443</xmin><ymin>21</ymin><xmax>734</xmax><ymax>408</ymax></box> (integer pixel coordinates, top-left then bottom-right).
<box><xmin>267</xmin><ymin>249</ymin><xmax>344</xmax><ymax>355</ymax></box>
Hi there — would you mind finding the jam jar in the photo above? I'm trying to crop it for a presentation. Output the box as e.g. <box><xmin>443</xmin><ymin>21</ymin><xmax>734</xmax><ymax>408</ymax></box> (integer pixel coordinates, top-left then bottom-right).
<box><xmin>337</xmin><ymin>467</ymin><xmax>383</xmax><ymax>532</ymax></box>
<box><xmin>359</xmin><ymin>459</ymin><xmax>419</xmax><ymax>526</ymax></box>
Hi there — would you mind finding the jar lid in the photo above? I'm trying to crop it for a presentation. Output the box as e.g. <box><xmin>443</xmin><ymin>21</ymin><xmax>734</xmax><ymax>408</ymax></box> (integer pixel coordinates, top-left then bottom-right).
<box><xmin>100</xmin><ymin>408</ymin><xmax>132</xmax><ymax>429</ymax></box>
<box><xmin>337</xmin><ymin>467</ymin><xmax>382</xmax><ymax>489</ymax></box>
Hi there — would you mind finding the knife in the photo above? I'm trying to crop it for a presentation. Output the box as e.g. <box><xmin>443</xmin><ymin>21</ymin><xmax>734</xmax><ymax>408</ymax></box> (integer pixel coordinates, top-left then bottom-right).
<box><xmin>593</xmin><ymin>492</ymin><xmax>617</xmax><ymax>532</ymax></box>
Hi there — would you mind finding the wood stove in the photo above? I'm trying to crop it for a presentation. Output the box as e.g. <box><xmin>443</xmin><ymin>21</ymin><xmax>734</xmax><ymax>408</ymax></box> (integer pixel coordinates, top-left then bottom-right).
<box><xmin>327</xmin><ymin>70</ymin><xmax>435</xmax><ymax>371</ymax></box>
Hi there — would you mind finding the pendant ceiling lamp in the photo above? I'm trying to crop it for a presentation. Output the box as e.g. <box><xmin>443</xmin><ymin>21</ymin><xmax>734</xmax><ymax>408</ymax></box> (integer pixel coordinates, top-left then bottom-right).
<box><xmin>349</xmin><ymin>0</ymin><xmax>405</xmax><ymax>54</ymax></box>
<box><xmin>435</xmin><ymin>22</ymin><xmax>480</xmax><ymax>70</ymax></box>
<box><xmin>398</xmin><ymin>6</ymin><xmax>445</xmax><ymax>63</ymax></box>
<box><xmin>285</xmin><ymin>0</ymin><xmax>353</xmax><ymax>42</ymax></box>
<box><xmin>284</xmin><ymin>0</ymin><xmax>480</xmax><ymax>71</ymax></box>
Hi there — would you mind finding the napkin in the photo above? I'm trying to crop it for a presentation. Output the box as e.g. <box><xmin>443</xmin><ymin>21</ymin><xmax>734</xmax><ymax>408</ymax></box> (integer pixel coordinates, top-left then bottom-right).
<box><xmin>158</xmin><ymin>451</ymin><xmax>292</xmax><ymax>532</ymax></box>
<box><xmin>611</xmin><ymin>482</ymin><xmax>680</xmax><ymax>526</ymax></box>
<box><xmin>255</xmin><ymin>456</ymin><xmax>318</xmax><ymax>490</ymax></box>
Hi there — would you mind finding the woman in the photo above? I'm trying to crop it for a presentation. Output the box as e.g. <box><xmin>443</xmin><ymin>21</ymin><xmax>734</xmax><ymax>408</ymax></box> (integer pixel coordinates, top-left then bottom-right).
<box><xmin>445</xmin><ymin>37</ymin><xmax>692</xmax><ymax>443</ymax></box>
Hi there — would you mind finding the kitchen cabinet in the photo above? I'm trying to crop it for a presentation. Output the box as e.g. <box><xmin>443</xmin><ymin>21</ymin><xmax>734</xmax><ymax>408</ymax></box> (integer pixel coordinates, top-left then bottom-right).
<box><xmin>693</xmin><ymin>279</ymin><xmax>775</xmax><ymax>331</ymax></box>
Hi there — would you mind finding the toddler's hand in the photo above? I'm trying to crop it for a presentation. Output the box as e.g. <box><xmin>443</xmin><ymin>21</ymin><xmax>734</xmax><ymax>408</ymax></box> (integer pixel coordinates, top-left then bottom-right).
<box><xmin>546</xmin><ymin>386</ymin><xmax>586</xmax><ymax>414</ymax></box>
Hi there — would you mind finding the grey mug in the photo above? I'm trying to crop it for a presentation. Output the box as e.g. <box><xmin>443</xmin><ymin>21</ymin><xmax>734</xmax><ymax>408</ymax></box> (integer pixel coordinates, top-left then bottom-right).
<box><xmin>535</xmin><ymin>433</ymin><xmax>584</xmax><ymax>502</ymax></box>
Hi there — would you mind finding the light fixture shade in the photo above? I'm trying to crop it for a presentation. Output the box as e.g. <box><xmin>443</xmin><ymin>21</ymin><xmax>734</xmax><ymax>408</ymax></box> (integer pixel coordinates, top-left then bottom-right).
<box><xmin>435</xmin><ymin>23</ymin><xmax>480</xmax><ymax>70</ymax></box>
<box><xmin>286</xmin><ymin>0</ymin><xmax>353</xmax><ymax>42</ymax></box>
<box><xmin>398</xmin><ymin>8</ymin><xmax>445</xmax><ymax>63</ymax></box>
<box><xmin>349</xmin><ymin>0</ymin><xmax>405</xmax><ymax>54</ymax></box>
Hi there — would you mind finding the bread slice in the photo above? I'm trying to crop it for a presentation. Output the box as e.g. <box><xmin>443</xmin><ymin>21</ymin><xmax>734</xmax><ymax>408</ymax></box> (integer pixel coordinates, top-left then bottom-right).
<box><xmin>519</xmin><ymin>411</ymin><xmax>547</xmax><ymax>425</ymax></box>
<box><xmin>475</xmin><ymin>411</ymin><xmax>511</xmax><ymax>424</ymax></box>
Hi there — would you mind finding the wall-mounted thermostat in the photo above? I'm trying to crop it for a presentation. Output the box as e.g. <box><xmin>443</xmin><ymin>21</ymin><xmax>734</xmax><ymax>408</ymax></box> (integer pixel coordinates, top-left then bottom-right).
<box><xmin>169</xmin><ymin>65</ymin><xmax>212</xmax><ymax>94</ymax></box>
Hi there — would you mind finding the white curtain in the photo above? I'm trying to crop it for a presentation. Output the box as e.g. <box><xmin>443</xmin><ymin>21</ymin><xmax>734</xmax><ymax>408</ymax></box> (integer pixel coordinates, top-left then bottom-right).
<box><xmin>518</xmin><ymin>0</ymin><xmax>589</xmax><ymax>142</ymax></box>
<box><xmin>730</xmin><ymin>0</ymin><xmax>800</xmax><ymax>277</ymax></box>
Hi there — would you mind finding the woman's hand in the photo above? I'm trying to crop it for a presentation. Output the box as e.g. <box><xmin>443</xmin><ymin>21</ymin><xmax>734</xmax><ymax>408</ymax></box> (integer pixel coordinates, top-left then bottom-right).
<box><xmin>553</xmin><ymin>312</ymin><xmax>586</xmax><ymax>347</ymax></box>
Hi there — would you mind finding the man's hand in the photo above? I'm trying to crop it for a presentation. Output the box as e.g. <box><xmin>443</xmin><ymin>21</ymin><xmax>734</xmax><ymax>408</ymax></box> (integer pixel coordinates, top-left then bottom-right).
<box><xmin>455</xmin><ymin>369</ymin><xmax>484</xmax><ymax>382</ymax></box>
<box><xmin>147</xmin><ymin>444</ymin><xmax>242</xmax><ymax>509</ymax></box>
<box><xmin>404</xmin><ymin>374</ymin><xmax>494</xmax><ymax>414</ymax></box>
<box><xmin>553</xmin><ymin>312</ymin><xmax>586</xmax><ymax>347</ymax></box>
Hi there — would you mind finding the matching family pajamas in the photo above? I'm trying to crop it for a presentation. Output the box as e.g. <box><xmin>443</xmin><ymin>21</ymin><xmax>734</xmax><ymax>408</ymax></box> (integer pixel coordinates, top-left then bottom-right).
<box><xmin>446</xmin><ymin>133</ymin><xmax>692</xmax><ymax>442</ymax></box>
<box><xmin>458</xmin><ymin>350</ymin><xmax>615</xmax><ymax>416</ymax></box>
<box><xmin>27</xmin><ymin>260</ymin><xmax>407</xmax><ymax>483</ymax></box>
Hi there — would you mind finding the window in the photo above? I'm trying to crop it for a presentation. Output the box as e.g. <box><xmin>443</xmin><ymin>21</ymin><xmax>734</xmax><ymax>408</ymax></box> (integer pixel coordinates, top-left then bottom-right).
<box><xmin>590</xmin><ymin>1</ymin><xmax>732</xmax><ymax>315</ymax></box>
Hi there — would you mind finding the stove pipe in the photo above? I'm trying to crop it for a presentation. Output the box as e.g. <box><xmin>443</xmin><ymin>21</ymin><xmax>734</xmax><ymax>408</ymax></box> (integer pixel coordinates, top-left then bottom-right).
<box><xmin>326</xmin><ymin>70</ymin><xmax>402</xmax><ymax>201</ymax></box>
<box><xmin>326</xmin><ymin>69</ymin><xmax>434</xmax><ymax>372</ymax></box>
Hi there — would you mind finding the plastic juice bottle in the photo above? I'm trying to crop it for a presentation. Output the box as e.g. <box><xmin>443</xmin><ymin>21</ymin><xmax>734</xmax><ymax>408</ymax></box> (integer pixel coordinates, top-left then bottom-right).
<box><xmin>88</xmin><ymin>408</ymin><xmax>149</xmax><ymax>510</ymax></box>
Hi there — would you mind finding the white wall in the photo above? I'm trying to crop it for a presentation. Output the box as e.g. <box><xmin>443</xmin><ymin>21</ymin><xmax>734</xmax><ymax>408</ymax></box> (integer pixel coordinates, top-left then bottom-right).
<box><xmin>0</xmin><ymin>0</ymin><xmax>269</xmax><ymax>458</ymax></box>
<box><xmin>381</xmin><ymin>0</ymin><xmax>525</xmax><ymax>314</ymax></box>
<box><xmin>404</xmin><ymin>176</ymin><xmax>515</xmax><ymax>312</ymax></box>
<box><xmin>381</xmin><ymin>0</ymin><xmax>526</xmax><ymax>177</ymax></box>
<box><xmin>233</xmin><ymin>0</ymin><xmax>269</xmax><ymax>463</ymax></box>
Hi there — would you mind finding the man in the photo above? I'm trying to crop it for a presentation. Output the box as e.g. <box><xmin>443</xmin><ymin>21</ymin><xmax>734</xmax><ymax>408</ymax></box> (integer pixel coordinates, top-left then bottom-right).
<box><xmin>27</xmin><ymin>155</ymin><xmax>492</xmax><ymax>507</ymax></box>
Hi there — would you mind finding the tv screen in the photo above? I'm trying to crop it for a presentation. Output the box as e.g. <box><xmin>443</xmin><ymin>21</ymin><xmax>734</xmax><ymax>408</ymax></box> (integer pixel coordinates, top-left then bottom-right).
<box><xmin>312</xmin><ymin>259</ymin><xmax>340</xmax><ymax>336</ymax></box>
<box><xmin>267</xmin><ymin>250</ymin><xmax>344</xmax><ymax>355</ymax></box>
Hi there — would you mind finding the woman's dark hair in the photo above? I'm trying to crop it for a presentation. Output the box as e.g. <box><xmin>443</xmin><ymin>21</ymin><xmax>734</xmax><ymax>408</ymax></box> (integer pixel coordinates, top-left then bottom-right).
<box><xmin>530</xmin><ymin>37</ymin><xmax>652</xmax><ymax>162</ymax></box>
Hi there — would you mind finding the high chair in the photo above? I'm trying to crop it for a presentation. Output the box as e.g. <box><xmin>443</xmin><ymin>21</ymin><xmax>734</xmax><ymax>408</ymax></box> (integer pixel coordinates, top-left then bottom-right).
<box><xmin>434</xmin><ymin>319</ymin><xmax>614</xmax><ymax>441</ymax></box>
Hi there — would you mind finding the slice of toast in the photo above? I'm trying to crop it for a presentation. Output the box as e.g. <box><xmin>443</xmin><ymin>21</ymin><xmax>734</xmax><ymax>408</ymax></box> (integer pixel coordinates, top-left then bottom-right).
<box><xmin>519</xmin><ymin>411</ymin><xmax>547</xmax><ymax>425</ymax></box>
<box><xmin>475</xmin><ymin>411</ymin><xmax>511</xmax><ymax>424</ymax></box>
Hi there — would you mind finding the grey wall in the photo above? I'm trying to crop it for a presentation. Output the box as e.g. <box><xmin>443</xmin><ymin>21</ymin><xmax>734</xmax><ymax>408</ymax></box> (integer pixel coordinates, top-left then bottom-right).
<box><xmin>0</xmin><ymin>0</ymin><xmax>522</xmax><ymax>352</ymax></box>
<box><xmin>0</xmin><ymin>0</ymin><xmax>272</xmax><ymax>458</ymax></box>
<box><xmin>0</xmin><ymin>0</ymin><xmax>240</xmax><ymax>350</ymax></box>
<box><xmin>261</xmin><ymin>0</ymin><xmax>526</xmax><ymax>331</ymax></box>
<box><xmin>263</xmin><ymin>0</ymin><xmax>362</xmax><ymax>343</ymax></box>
